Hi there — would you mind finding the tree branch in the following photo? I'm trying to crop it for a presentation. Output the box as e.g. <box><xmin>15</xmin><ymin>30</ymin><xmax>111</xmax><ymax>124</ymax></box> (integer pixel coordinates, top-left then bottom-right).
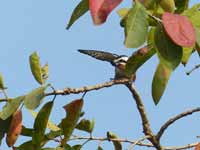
<box><xmin>157</xmin><ymin>107</ymin><xmax>200</xmax><ymax>140</ymax></box>
<box><xmin>126</xmin><ymin>83</ymin><xmax>163</xmax><ymax>150</ymax></box>
<box><xmin>45</xmin><ymin>78</ymin><xmax>130</xmax><ymax>96</ymax></box>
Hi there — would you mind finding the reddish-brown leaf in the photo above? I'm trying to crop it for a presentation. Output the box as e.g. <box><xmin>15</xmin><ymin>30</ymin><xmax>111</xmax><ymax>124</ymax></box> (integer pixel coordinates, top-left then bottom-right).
<box><xmin>6</xmin><ymin>110</ymin><xmax>22</xmax><ymax>147</ymax></box>
<box><xmin>162</xmin><ymin>12</ymin><xmax>195</xmax><ymax>47</ymax></box>
<box><xmin>195</xmin><ymin>143</ymin><xmax>200</xmax><ymax>150</ymax></box>
<box><xmin>89</xmin><ymin>0</ymin><xmax>122</xmax><ymax>25</ymax></box>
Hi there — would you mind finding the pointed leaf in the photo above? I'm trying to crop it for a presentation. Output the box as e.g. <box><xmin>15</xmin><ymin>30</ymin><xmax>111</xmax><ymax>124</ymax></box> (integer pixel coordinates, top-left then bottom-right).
<box><xmin>107</xmin><ymin>132</ymin><xmax>122</xmax><ymax>150</ymax></box>
<box><xmin>181</xmin><ymin>47</ymin><xmax>194</xmax><ymax>65</ymax></box>
<box><xmin>124</xmin><ymin>2</ymin><xmax>148</xmax><ymax>48</ymax></box>
<box><xmin>89</xmin><ymin>0</ymin><xmax>122</xmax><ymax>25</ymax></box>
<box><xmin>117</xmin><ymin>8</ymin><xmax>129</xmax><ymax>18</ymax></box>
<box><xmin>183</xmin><ymin>4</ymin><xmax>200</xmax><ymax>29</ymax></box>
<box><xmin>0</xmin><ymin>96</ymin><xmax>24</xmax><ymax>120</ymax></box>
<box><xmin>6</xmin><ymin>110</ymin><xmax>22</xmax><ymax>147</ymax></box>
<box><xmin>24</xmin><ymin>85</ymin><xmax>48</xmax><ymax>110</ymax></box>
<box><xmin>174</xmin><ymin>0</ymin><xmax>189</xmax><ymax>13</ymax></box>
<box><xmin>67</xmin><ymin>0</ymin><xmax>89</xmax><ymax>29</ymax></box>
<box><xmin>152</xmin><ymin>63</ymin><xmax>172</xmax><ymax>105</ymax></box>
<box><xmin>0</xmin><ymin>73</ymin><xmax>6</xmax><ymax>89</ymax></box>
<box><xmin>155</xmin><ymin>24</ymin><xmax>182</xmax><ymax>70</ymax></box>
<box><xmin>0</xmin><ymin>117</ymin><xmax>12</xmax><ymax>145</ymax></box>
<box><xmin>162</xmin><ymin>12</ymin><xmax>196</xmax><ymax>47</ymax></box>
<box><xmin>32</xmin><ymin>101</ymin><xmax>54</xmax><ymax>146</ymax></box>
<box><xmin>76</xmin><ymin>118</ymin><xmax>95</xmax><ymax>133</ymax></box>
<box><xmin>125</xmin><ymin>46</ymin><xmax>155</xmax><ymax>76</ymax></box>
<box><xmin>29</xmin><ymin>52</ymin><xmax>44</xmax><ymax>85</ymax></box>
<box><xmin>29</xmin><ymin>109</ymin><xmax>60</xmax><ymax>131</ymax></box>
<box><xmin>61</xmin><ymin>99</ymin><xmax>83</xmax><ymax>144</ymax></box>
<box><xmin>17</xmin><ymin>141</ymin><xmax>35</xmax><ymax>150</ymax></box>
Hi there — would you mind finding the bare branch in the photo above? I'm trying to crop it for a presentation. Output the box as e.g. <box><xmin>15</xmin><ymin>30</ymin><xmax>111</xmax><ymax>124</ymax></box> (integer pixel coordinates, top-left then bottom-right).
<box><xmin>164</xmin><ymin>142</ymin><xmax>199</xmax><ymax>150</ymax></box>
<box><xmin>157</xmin><ymin>107</ymin><xmax>200</xmax><ymax>140</ymax></box>
<box><xmin>126</xmin><ymin>83</ymin><xmax>163</xmax><ymax>150</ymax></box>
<box><xmin>70</xmin><ymin>135</ymin><xmax>153</xmax><ymax>148</ymax></box>
<box><xmin>45</xmin><ymin>78</ymin><xmax>130</xmax><ymax>96</ymax></box>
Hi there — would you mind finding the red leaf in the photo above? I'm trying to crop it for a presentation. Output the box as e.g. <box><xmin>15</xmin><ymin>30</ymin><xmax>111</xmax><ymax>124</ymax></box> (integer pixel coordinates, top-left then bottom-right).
<box><xmin>89</xmin><ymin>0</ymin><xmax>122</xmax><ymax>25</ymax></box>
<box><xmin>162</xmin><ymin>12</ymin><xmax>195</xmax><ymax>47</ymax></box>
<box><xmin>6</xmin><ymin>110</ymin><xmax>22</xmax><ymax>147</ymax></box>
<box><xmin>195</xmin><ymin>143</ymin><xmax>200</xmax><ymax>150</ymax></box>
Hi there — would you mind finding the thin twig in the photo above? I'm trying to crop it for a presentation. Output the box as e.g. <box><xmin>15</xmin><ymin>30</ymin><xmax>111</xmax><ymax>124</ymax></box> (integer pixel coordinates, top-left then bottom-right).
<box><xmin>126</xmin><ymin>83</ymin><xmax>163</xmax><ymax>150</ymax></box>
<box><xmin>157</xmin><ymin>107</ymin><xmax>200</xmax><ymax>140</ymax></box>
<box><xmin>186</xmin><ymin>64</ymin><xmax>200</xmax><ymax>75</ymax></box>
<box><xmin>127</xmin><ymin>135</ymin><xmax>150</xmax><ymax>150</ymax></box>
<box><xmin>70</xmin><ymin>135</ymin><xmax>153</xmax><ymax>148</ymax></box>
<box><xmin>164</xmin><ymin>142</ymin><xmax>199</xmax><ymax>150</ymax></box>
<box><xmin>45</xmin><ymin>78</ymin><xmax>130</xmax><ymax>96</ymax></box>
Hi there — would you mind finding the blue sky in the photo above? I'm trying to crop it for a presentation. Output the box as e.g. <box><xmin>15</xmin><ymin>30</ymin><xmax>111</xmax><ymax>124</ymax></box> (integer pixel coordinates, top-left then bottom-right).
<box><xmin>0</xmin><ymin>0</ymin><xmax>200</xmax><ymax>149</ymax></box>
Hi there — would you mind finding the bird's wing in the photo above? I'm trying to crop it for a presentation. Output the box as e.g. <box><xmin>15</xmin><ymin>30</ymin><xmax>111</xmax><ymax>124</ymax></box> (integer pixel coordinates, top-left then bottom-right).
<box><xmin>78</xmin><ymin>49</ymin><xmax>119</xmax><ymax>63</ymax></box>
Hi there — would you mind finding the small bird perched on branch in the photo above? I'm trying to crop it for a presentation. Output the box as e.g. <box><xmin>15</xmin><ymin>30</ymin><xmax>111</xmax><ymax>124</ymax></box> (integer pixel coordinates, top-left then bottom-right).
<box><xmin>78</xmin><ymin>49</ymin><xmax>136</xmax><ymax>81</ymax></box>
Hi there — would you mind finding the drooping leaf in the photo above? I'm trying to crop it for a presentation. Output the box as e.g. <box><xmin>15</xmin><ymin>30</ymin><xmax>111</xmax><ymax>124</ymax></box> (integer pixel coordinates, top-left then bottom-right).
<box><xmin>32</xmin><ymin>101</ymin><xmax>54</xmax><ymax>147</ymax></box>
<box><xmin>162</xmin><ymin>12</ymin><xmax>196</xmax><ymax>47</ymax></box>
<box><xmin>155</xmin><ymin>24</ymin><xmax>182</xmax><ymax>70</ymax></box>
<box><xmin>89</xmin><ymin>0</ymin><xmax>122</xmax><ymax>25</ymax></box>
<box><xmin>124</xmin><ymin>2</ymin><xmax>148</xmax><ymax>48</ymax></box>
<box><xmin>29</xmin><ymin>52</ymin><xmax>44</xmax><ymax>85</ymax></box>
<box><xmin>0</xmin><ymin>117</ymin><xmax>12</xmax><ymax>145</ymax></box>
<box><xmin>152</xmin><ymin>63</ymin><xmax>172</xmax><ymax>105</ymax></box>
<box><xmin>159</xmin><ymin>0</ymin><xmax>175</xmax><ymax>12</ymax></box>
<box><xmin>0</xmin><ymin>73</ymin><xmax>6</xmax><ymax>90</ymax></box>
<box><xmin>67</xmin><ymin>0</ymin><xmax>89</xmax><ymax>29</ymax></box>
<box><xmin>76</xmin><ymin>118</ymin><xmax>95</xmax><ymax>133</ymax></box>
<box><xmin>0</xmin><ymin>96</ymin><xmax>24</xmax><ymax>120</ymax></box>
<box><xmin>174</xmin><ymin>0</ymin><xmax>189</xmax><ymax>13</ymax></box>
<box><xmin>181</xmin><ymin>47</ymin><xmax>194</xmax><ymax>65</ymax></box>
<box><xmin>6</xmin><ymin>110</ymin><xmax>22</xmax><ymax>147</ymax></box>
<box><xmin>61</xmin><ymin>99</ymin><xmax>83</xmax><ymax>144</ymax></box>
<box><xmin>125</xmin><ymin>46</ymin><xmax>156</xmax><ymax>77</ymax></box>
<box><xmin>24</xmin><ymin>85</ymin><xmax>48</xmax><ymax>110</ymax></box>
<box><xmin>183</xmin><ymin>4</ymin><xmax>200</xmax><ymax>29</ymax></box>
<box><xmin>107</xmin><ymin>132</ymin><xmax>122</xmax><ymax>150</ymax></box>
<box><xmin>29</xmin><ymin>109</ymin><xmax>60</xmax><ymax>131</ymax></box>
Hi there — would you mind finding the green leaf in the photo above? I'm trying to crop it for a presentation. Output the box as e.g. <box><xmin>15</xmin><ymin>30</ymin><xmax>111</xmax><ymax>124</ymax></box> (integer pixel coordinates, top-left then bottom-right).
<box><xmin>76</xmin><ymin>118</ymin><xmax>95</xmax><ymax>133</ymax></box>
<box><xmin>0</xmin><ymin>73</ymin><xmax>5</xmax><ymax>89</ymax></box>
<box><xmin>0</xmin><ymin>96</ymin><xmax>24</xmax><ymax>120</ymax></box>
<box><xmin>152</xmin><ymin>63</ymin><xmax>172</xmax><ymax>105</ymax></box>
<box><xmin>183</xmin><ymin>3</ymin><xmax>200</xmax><ymax>29</ymax></box>
<box><xmin>29</xmin><ymin>109</ymin><xmax>60</xmax><ymax>131</ymax></box>
<box><xmin>125</xmin><ymin>46</ymin><xmax>156</xmax><ymax>77</ymax></box>
<box><xmin>117</xmin><ymin>8</ymin><xmax>129</xmax><ymax>18</ymax></box>
<box><xmin>24</xmin><ymin>85</ymin><xmax>48</xmax><ymax>110</ymax></box>
<box><xmin>107</xmin><ymin>132</ymin><xmax>122</xmax><ymax>150</ymax></box>
<box><xmin>61</xmin><ymin>99</ymin><xmax>83</xmax><ymax>144</ymax></box>
<box><xmin>124</xmin><ymin>2</ymin><xmax>148</xmax><ymax>48</ymax></box>
<box><xmin>97</xmin><ymin>146</ymin><xmax>103</xmax><ymax>150</ymax></box>
<box><xmin>0</xmin><ymin>117</ymin><xmax>12</xmax><ymax>145</ymax></box>
<box><xmin>181</xmin><ymin>47</ymin><xmax>194</xmax><ymax>65</ymax></box>
<box><xmin>29</xmin><ymin>52</ymin><xmax>44</xmax><ymax>85</ymax></box>
<box><xmin>41</xmin><ymin>63</ymin><xmax>49</xmax><ymax>82</ymax></box>
<box><xmin>66</xmin><ymin>0</ymin><xmax>89</xmax><ymax>29</ymax></box>
<box><xmin>196</xmin><ymin>27</ymin><xmax>200</xmax><ymax>47</ymax></box>
<box><xmin>174</xmin><ymin>0</ymin><xmax>189</xmax><ymax>13</ymax></box>
<box><xmin>72</xmin><ymin>145</ymin><xmax>82</xmax><ymax>150</ymax></box>
<box><xmin>17</xmin><ymin>141</ymin><xmax>35</xmax><ymax>150</ymax></box>
<box><xmin>32</xmin><ymin>101</ymin><xmax>54</xmax><ymax>147</ymax></box>
<box><xmin>154</xmin><ymin>24</ymin><xmax>182</xmax><ymax>70</ymax></box>
<box><xmin>21</xmin><ymin>126</ymin><xmax>34</xmax><ymax>137</ymax></box>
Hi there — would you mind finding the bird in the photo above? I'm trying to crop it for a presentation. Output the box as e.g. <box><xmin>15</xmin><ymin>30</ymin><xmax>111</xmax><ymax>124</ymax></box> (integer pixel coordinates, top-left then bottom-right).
<box><xmin>78</xmin><ymin>49</ymin><xmax>136</xmax><ymax>81</ymax></box>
